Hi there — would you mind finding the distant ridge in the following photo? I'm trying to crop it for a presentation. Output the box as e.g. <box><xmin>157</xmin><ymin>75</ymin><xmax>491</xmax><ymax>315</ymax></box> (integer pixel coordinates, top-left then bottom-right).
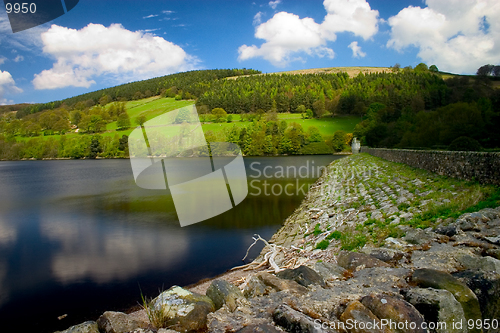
<box><xmin>226</xmin><ymin>66</ymin><xmax>392</xmax><ymax>80</ymax></box>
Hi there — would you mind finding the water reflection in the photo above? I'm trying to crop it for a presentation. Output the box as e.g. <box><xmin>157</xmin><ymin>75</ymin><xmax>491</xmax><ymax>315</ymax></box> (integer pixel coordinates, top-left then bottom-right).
<box><xmin>40</xmin><ymin>215</ymin><xmax>189</xmax><ymax>284</ymax></box>
<box><xmin>0</xmin><ymin>156</ymin><xmax>343</xmax><ymax>333</ymax></box>
<box><xmin>0</xmin><ymin>217</ymin><xmax>17</xmax><ymax>245</ymax></box>
<box><xmin>0</xmin><ymin>216</ymin><xmax>17</xmax><ymax>307</ymax></box>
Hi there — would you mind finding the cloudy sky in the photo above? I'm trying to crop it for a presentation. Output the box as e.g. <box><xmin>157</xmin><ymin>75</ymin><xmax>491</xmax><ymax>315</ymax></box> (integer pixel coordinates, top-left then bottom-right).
<box><xmin>0</xmin><ymin>0</ymin><xmax>499</xmax><ymax>104</ymax></box>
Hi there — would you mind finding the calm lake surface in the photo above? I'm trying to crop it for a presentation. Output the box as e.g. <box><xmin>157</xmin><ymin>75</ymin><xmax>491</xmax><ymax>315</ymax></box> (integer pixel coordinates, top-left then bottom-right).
<box><xmin>0</xmin><ymin>155</ymin><xmax>344</xmax><ymax>332</ymax></box>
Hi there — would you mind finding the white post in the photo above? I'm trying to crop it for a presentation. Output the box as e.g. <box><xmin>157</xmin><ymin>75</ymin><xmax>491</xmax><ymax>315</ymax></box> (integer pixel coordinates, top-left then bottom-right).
<box><xmin>351</xmin><ymin>138</ymin><xmax>360</xmax><ymax>154</ymax></box>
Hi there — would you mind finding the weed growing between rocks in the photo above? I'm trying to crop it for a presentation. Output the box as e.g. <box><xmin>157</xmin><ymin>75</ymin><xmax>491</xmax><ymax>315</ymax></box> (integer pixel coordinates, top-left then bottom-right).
<box><xmin>140</xmin><ymin>291</ymin><xmax>170</xmax><ymax>329</ymax></box>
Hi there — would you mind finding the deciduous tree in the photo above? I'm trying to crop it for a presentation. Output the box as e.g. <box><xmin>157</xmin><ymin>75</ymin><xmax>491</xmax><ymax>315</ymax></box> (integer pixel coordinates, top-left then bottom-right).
<box><xmin>117</xmin><ymin>113</ymin><xmax>131</xmax><ymax>130</ymax></box>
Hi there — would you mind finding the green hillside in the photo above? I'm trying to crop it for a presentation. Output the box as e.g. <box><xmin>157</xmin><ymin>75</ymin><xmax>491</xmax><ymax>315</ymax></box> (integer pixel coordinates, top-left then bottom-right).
<box><xmin>201</xmin><ymin>113</ymin><xmax>359</xmax><ymax>136</ymax></box>
<box><xmin>106</xmin><ymin>97</ymin><xmax>194</xmax><ymax>134</ymax></box>
<box><xmin>1</xmin><ymin>64</ymin><xmax>499</xmax><ymax>160</ymax></box>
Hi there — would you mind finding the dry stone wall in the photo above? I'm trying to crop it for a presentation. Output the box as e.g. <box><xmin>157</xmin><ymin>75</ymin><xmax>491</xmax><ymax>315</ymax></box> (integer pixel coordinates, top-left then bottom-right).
<box><xmin>361</xmin><ymin>147</ymin><xmax>500</xmax><ymax>185</ymax></box>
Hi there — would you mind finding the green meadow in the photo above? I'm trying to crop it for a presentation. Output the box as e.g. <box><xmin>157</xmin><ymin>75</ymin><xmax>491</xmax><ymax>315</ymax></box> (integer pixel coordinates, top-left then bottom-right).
<box><xmin>15</xmin><ymin>96</ymin><xmax>360</xmax><ymax>144</ymax></box>
<box><xmin>201</xmin><ymin>113</ymin><xmax>360</xmax><ymax>136</ymax></box>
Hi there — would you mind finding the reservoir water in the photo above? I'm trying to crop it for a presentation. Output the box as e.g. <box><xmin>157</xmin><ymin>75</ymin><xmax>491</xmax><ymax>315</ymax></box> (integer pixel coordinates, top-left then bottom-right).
<box><xmin>0</xmin><ymin>155</ymin><xmax>343</xmax><ymax>332</ymax></box>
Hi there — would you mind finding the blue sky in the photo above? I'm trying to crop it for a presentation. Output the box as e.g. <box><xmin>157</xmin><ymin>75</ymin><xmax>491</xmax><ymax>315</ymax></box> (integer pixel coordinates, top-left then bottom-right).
<box><xmin>0</xmin><ymin>0</ymin><xmax>499</xmax><ymax>104</ymax></box>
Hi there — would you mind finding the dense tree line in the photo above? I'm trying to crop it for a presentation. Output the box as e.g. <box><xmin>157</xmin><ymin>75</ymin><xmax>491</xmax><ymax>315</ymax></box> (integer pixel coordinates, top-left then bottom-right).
<box><xmin>196</xmin><ymin>72</ymin><xmax>349</xmax><ymax>114</ymax></box>
<box><xmin>353</xmin><ymin>67</ymin><xmax>500</xmax><ymax>150</ymax></box>
<box><xmin>0</xmin><ymin>103</ymin><xmax>31</xmax><ymax>115</ymax></box>
<box><xmin>0</xmin><ymin>101</ymin><xmax>129</xmax><ymax>140</ymax></box>
<box><xmin>16</xmin><ymin>69</ymin><xmax>260</xmax><ymax>118</ymax></box>
<box><xmin>0</xmin><ymin>118</ymin><xmax>351</xmax><ymax>159</ymax></box>
<box><xmin>203</xmin><ymin>117</ymin><xmax>349</xmax><ymax>156</ymax></box>
<box><xmin>0</xmin><ymin>134</ymin><xmax>129</xmax><ymax>160</ymax></box>
<box><xmin>194</xmin><ymin>70</ymin><xmax>456</xmax><ymax>119</ymax></box>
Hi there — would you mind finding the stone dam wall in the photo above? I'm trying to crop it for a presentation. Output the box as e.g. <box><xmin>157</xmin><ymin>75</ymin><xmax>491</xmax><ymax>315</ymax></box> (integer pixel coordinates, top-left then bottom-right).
<box><xmin>361</xmin><ymin>147</ymin><xmax>500</xmax><ymax>186</ymax></box>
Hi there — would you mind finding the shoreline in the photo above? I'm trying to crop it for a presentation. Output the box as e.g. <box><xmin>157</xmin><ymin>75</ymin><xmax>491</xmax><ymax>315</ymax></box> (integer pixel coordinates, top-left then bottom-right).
<box><xmin>0</xmin><ymin>152</ymin><xmax>352</xmax><ymax>162</ymax></box>
<box><xmin>183</xmin><ymin>151</ymin><xmax>499</xmax><ymax>296</ymax></box>
<box><xmin>54</xmin><ymin>153</ymin><xmax>500</xmax><ymax>333</ymax></box>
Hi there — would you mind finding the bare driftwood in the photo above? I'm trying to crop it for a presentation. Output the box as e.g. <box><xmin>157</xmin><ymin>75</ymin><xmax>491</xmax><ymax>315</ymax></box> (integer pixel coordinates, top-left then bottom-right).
<box><xmin>242</xmin><ymin>234</ymin><xmax>282</xmax><ymax>273</ymax></box>
<box><xmin>240</xmin><ymin>210</ymin><xmax>358</xmax><ymax>273</ymax></box>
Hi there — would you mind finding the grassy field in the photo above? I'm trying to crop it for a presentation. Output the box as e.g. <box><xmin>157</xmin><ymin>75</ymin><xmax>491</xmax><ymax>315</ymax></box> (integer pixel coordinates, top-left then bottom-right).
<box><xmin>106</xmin><ymin>97</ymin><xmax>194</xmax><ymax>132</ymax></box>
<box><xmin>202</xmin><ymin>113</ymin><xmax>360</xmax><ymax>136</ymax></box>
<box><xmin>15</xmin><ymin>97</ymin><xmax>194</xmax><ymax>141</ymax></box>
<box><xmin>17</xmin><ymin>96</ymin><xmax>360</xmax><ymax>142</ymax></box>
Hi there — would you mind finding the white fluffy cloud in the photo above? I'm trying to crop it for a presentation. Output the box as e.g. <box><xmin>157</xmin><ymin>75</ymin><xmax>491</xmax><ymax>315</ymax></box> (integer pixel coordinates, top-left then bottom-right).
<box><xmin>0</xmin><ymin>70</ymin><xmax>22</xmax><ymax>105</ymax></box>
<box><xmin>33</xmin><ymin>23</ymin><xmax>198</xmax><ymax>90</ymax></box>
<box><xmin>238</xmin><ymin>12</ymin><xmax>334</xmax><ymax>66</ymax></box>
<box><xmin>238</xmin><ymin>0</ymin><xmax>379</xmax><ymax>66</ymax></box>
<box><xmin>387</xmin><ymin>0</ymin><xmax>500</xmax><ymax>74</ymax></box>
<box><xmin>348</xmin><ymin>41</ymin><xmax>366</xmax><ymax>58</ymax></box>
<box><xmin>322</xmin><ymin>0</ymin><xmax>379</xmax><ymax>41</ymax></box>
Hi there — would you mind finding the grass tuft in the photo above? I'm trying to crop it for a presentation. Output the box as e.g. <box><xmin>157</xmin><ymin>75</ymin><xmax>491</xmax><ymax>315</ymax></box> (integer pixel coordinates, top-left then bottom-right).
<box><xmin>327</xmin><ymin>230</ymin><xmax>342</xmax><ymax>240</ymax></box>
<box><xmin>340</xmin><ymin>231</ymin><xmax>367</xmax><ymax>251</ymax></box>
<box><xmin>316</xmin><ymin>240</ymin><xmax>330</xmax><ymax>250</ymax></box>
<box><xmin>313</xmin><ymin>223</ymin><xmax>322</xmax><ymax>236</ymax></box>
<box><xmin>140</xmin><ymin>291</ymin><xmax>171</xmax><ymax>329</ymax></box>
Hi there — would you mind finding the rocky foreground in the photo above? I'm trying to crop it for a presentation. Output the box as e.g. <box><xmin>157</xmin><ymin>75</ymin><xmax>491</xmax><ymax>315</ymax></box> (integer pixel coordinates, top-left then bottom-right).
<box><xmin>56</xmin><ymin>154</ymin><xmax>500</xmax><ymax>333</ymax></box>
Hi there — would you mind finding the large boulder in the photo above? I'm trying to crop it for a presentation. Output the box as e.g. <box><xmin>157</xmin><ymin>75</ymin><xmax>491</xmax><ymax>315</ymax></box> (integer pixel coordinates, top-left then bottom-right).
<box><xmin>405</xmin><ymin>288</ymin><xmax>466</xmax><ymax>333</ymax></box>
<box><xmin>207</xmin><ymin>290</ymin><xmax>293</xmax><ymax>333</ymax></box>
<box><xmin>359</xmin><ymin>247</ymin><xmax>404</xmax><ymax>264</ymax></box>
<box><xmin>351</xmin><ymin>267</ymin><xmax>410</xmax><ymax>292</ymax></box>
<box><xmin>277</xmin><ymin>265</ymin><xmax>326</xmax><ymax>287</ymax></box>
<box><xmin>257</xmin><ymin>272</ymin><xmax>308</xmax><ymax>294</ymax></box>
<box><xmin>337</xmin><ymin>251</ymin><xmax>390</xmax><ymax>271</ymax></box>
<box><xmin>243</xmin><ymin>275</ymin><xmax>268</xmax><ymax>298</ymax></box>
<box><xmin>152</xmin><ymin>285</ymin><xmax>215</xmax><ymax>332</ymax></box>
<box><xmin>402</xmin><ymin>228</ymin><xmax>437</xmax><ymax>245</ymax></box>
<box><xmin>206</xmin><ymin>279</ymin><xmax>244</xmax><ymax>311</ymax></box>
<box><xmin>361</xmin><ymin>294</ymin><xmax>426</xmax><ymax>333</ymax></box>
<box><xmin>313</xmin><ymin>262</ymin><xmax>346</xmax><ymax>283</ymax></box>
<box><xmin>273</xmin><ymin>304</ymin><xmax>335</xmax><ymax>333</ymax></box>
<box><xmin>339</xmin><ymin>300</ymin><xmax>392</xmax><ymax>333</ymax></box>
<box><xmin>97</xmin><ymin>311</ymin><xmax>149</xmax><ymax>333</ymax></box>
<box><xmin>410</xmin><ymin>243</ymin><xmax>477</xmax><ymax>273</ymax></box>
<box><xmin>453</xmin><ymin>270</ymin><xmax>500</xmax><ymax>332</ymax></box>
<box><xmin>411</xmin><ymin>269</ymin><xmax>482</xmax><ymax>333</ymax></box>
<box><xmin>458</xmin><ymin>255</ymin><xmax>500</xmax><ymax>273</ymax></box>
<box><xmin>54</xmin><ymin>321</ymin><xmax>99</xmax><ymax>333</ymax></box>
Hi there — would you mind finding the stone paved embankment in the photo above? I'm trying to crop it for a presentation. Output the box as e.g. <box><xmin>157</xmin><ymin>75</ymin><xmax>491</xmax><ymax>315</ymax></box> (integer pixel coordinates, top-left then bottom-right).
<box><xmin>55</xmin><ymin>153</ymin><xmax>500</xmax><ymax>333</ymax></box>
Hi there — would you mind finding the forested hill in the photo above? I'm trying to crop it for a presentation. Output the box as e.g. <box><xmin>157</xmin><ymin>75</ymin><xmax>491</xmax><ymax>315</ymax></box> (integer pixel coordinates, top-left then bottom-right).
<box><xmin>195</xmin><ymin>70</ymin><xmax>446</xmax><ymax>114</ymax></box>
<box><xmin>16</xmin><ymin>68</ymin><xmax>261</xmax><ymax>118</ymax></box>
<box><xmin>2</xmin><ymin>64</ymin><xmax>500</xmax><ymax>161</ymax></box>
<box><xmin>194</xmin><ymin>66</ymin><xmax>498</xmax><ymax>150</ymax></box>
